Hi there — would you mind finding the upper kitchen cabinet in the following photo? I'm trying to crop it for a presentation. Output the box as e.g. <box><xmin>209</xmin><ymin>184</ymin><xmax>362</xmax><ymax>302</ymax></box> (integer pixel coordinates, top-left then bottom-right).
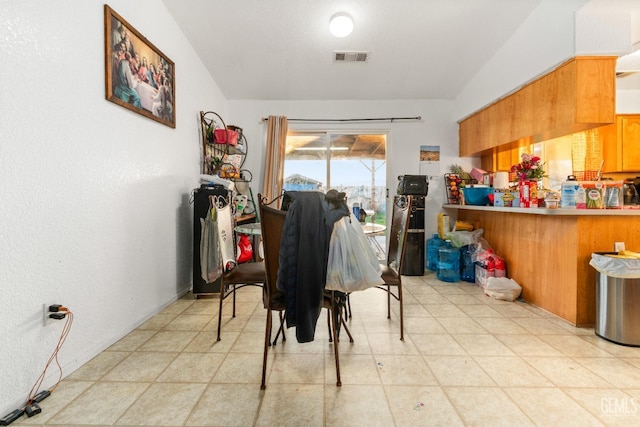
<box><xmin>460</xmin><ymin>56</ymin><xmax>617</xmax><ymax>159</ymax></box>
<box><xmin>600</xmin><ymin>114</ymin><xmax>640</xmax><ymax>172</ymax></box>
<box><xmin>480</xmin><ymin>140</ymin><xmax>534</xmax><ymax>172</ymax></box>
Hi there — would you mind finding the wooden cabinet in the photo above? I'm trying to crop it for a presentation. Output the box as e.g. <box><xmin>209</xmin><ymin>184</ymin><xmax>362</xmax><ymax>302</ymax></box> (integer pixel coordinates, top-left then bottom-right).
<box><xmin>480</xmin><ymin>142</ymin><xmax>534</xmax><ymax>172</ymax></box>
<box><xmin>621</xmin><ymin>117</ymin><xmax>640</xmax><ymax>171</ymax></box>
<box><xmin>495</xmin><ymin>148</ymin><xmax>517</xmax><ymax>171</ymax></box>
<box><xmin>459</xmin><ymin>56</ymin><xmax>616</xmax><ymax>157</ymax></box>
<box><xmin>600</xmin><ymin>115</ymin><xmax>640</xmax><ymax>172</ymax></box>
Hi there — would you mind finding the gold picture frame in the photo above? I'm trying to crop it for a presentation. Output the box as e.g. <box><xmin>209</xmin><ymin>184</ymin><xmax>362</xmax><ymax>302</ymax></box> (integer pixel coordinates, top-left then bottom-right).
<box><xmin>104</xmin><ymin>4</ymin><xmax>175</xmax><ymax>128</ymax></box>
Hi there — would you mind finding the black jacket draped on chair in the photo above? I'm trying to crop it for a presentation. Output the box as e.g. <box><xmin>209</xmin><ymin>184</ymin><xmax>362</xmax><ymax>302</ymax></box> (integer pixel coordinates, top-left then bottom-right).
<box><xmin>277</xmin><ymin>190</ymin><xmax>349</xmax><ymax>343</ymax></box>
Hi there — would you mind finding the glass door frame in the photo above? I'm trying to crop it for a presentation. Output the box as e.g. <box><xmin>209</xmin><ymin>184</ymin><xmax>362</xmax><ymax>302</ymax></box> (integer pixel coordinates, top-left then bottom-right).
<box><xmin>284</xmin><ymin>127</ymin><xmax>389</xmax><ymax>244</ymax></box>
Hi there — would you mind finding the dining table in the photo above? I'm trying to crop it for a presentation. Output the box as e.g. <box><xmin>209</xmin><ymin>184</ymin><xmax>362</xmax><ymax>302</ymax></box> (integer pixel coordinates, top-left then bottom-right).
<box><xmin>360</xmin><ymin>222</ymin><xmax>387</xmax><ymax>259</ymax></box>
<box><xmin>234</xmin><ymin>222</ymin><xmax>262</xmax><ymax>235</ymax></box>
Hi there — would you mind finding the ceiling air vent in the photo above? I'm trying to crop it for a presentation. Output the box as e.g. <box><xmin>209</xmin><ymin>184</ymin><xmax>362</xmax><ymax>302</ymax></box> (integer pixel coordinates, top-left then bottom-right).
<box><xmin>334</xmin><ymin>51</ymin><xmax>369</xmax><ymax>63</ymax></box>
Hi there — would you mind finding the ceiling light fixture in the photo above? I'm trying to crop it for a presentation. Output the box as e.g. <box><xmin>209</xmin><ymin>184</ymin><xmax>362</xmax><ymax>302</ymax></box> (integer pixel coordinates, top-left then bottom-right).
<box><xmin>329</xmin><ymin>12</ymin><xmax>354</xmax><ymax>38</ymax></box>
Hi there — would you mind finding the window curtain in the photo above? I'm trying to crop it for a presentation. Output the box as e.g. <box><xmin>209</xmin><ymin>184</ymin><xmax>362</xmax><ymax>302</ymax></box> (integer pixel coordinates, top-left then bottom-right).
<box><xmin>262</xmin><ymin>115</ymin><xmax>288</xmax><ymax>203</ymax></box>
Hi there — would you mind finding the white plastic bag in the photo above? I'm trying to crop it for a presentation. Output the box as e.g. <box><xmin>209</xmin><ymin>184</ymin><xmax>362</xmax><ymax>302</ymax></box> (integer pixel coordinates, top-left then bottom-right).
<box><xmin>445</xmin><ymin>229</ymin><xmax>483</xmax><ymax>248</ymax></box>
<box><xmin>589</xmin><ymin>253</ymin><xmax>640</xmax><ymax>279</ymax></box>
<box><xmin>326</xmin><ymin>215</ymin><xmax>384</xmax><ymax>292</ymax></box>
<box><xmin>200</xmin><ymin>207</ymin><xmax>222</xmax><ymax>283</ymax></box>
<box><xmin>483</xmin><ymin>277</ymin><xmax>522</xmax><ymax>301</ymax></box>
<box><xmin>216</xmin><ymin>203</ymin><xmax>236</xmax><ymax>268</ymax></box>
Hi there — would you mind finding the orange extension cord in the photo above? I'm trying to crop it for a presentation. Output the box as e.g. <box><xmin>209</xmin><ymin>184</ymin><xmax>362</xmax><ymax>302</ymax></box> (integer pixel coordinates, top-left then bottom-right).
<box><xmin>27</xmin><ymin>307</ymin><xmax>74</xmax><ymax>403</ymax></box>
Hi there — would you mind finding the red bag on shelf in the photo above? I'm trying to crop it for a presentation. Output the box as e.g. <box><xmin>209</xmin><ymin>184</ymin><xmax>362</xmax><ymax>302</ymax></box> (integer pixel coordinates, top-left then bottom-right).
<box><xmin>213</xmin><ymin>129</ymin><xmax>238</xmax><ymax>145</ymax></box>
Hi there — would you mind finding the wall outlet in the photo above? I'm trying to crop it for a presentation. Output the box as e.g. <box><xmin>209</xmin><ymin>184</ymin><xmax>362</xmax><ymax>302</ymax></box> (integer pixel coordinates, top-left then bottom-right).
<box><xmin>43</xmin><ymin>304</ymin><xmax>55</xmax><ymax>326</ymax></box>
<box><xmin>614</xmin><ymin>242</ymin><xmax>626</xmax><ymax>252</ymax></box>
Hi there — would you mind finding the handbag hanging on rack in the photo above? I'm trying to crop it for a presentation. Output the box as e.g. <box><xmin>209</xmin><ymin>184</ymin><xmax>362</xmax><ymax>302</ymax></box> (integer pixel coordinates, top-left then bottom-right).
<box><xmin>200</xmin><ymin>204</ymin><xmax>222</xmax><ymax>283</ymax></box>
<box><xmin>214</xmin><ymin>196</ymin><xmax>236</xmax><ymax>270</ymax></box>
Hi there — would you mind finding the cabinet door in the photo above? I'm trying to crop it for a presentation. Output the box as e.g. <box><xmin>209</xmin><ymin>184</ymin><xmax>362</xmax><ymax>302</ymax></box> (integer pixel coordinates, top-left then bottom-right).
<box><xmin>620</xmin><ymin>117</ymin><xmax>640</xmax><ymax>171</ymax></box>
<box><xmin>482</xmin><ymin>144</ymin><xmax>533</xmax><ymax>173</ymax></box>
<box><xmin>599</xmin><ymin>122</ymin><xmax>618</xmax><ymax>173</ymax></box>
<box><xmin>495</xmin><ymin>148</ymin><xmax>516</xmax><ymax>171</ymax></box>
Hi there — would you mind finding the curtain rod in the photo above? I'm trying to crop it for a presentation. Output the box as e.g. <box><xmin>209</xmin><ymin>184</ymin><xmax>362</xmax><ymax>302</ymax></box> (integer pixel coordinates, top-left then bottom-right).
<box><xmin>260</xmin><ymin>116</ymin><xmax>421</xmax><ymax>123</ymax></box>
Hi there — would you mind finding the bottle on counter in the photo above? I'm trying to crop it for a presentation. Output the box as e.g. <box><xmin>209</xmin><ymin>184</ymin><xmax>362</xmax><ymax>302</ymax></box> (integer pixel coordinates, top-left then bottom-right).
<box><xmin>576</xmin><ymin>185</ymin><xmax>587</xmax><ymax>209</ymax></box>
<box><xmin>561</xmin><ymin>175</ymin><xmax>578</xmax><ymax>208</ymax></box>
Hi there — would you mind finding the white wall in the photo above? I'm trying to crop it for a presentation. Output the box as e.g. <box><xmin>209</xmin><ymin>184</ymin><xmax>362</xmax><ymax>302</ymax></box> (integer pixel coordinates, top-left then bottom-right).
<box><xmin>575</xmin><ymin>1</ymin><xmax>633</xmax><ymax>55</ymax></box>
<box><xmin>0</xmin><ymin>0</ymin><xmax>225</xmax><ymax>412</ymax></box>
<box><xmin>454</xmin><ymin>0</ymin><xmax>592</xmax><ymax>121</ymax></box>
<box><xmin>228</xmin><ymin>100</ymin><xmax>477</xmax><ymax>239</ymax></box>
<box><xmin>618</xmin><ymin>90</ymin><xmax>640</xmax><ymax>112</ymax></box>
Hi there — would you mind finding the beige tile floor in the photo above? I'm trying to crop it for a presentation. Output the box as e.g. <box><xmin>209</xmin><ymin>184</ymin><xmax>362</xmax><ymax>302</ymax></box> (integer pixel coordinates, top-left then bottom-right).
<box><xmin>13</xmin><ymin>272</ymin><xmax>640</xmax><ymax>426</ymax></box>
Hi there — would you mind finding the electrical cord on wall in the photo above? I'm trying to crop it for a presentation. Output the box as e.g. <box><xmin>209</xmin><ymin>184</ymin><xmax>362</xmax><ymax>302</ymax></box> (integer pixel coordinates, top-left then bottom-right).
<box><xmin>28</xmin><ymin>306</ymin><xmax>73</xmax><ymax>400</ymax></box>
<box><xmin>1</xmin><ymin>306</ymin><xmax>73</xmax><ymax>425</ymax></box>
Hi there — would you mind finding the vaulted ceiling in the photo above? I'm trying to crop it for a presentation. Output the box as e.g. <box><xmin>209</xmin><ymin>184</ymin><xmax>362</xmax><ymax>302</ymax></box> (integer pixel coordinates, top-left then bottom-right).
<box><xmin>163</xmin><ymin>0</ymin><xmax>546</xmax><ymax>101</ymax></box>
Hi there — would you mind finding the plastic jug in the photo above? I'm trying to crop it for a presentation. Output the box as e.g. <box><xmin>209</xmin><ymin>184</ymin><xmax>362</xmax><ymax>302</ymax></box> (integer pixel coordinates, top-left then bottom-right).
<box><xmin>437</xmin><ymin>240</ymin><xmax>460</xmax><ymax>283</ymax></box>
<box><xmin>426</xmin><ymin>233</ymin><xmax>445</xmax><ymax>271</ymax></box>
<box><xmin>459</xmin><ymin>244</ymin><xmax>476</xmax><ymax>283</ymax></box>
<box><xmin>560</xmin><ymin>175</ymin><xmax>578</xmax><ymax>208</ymax></box>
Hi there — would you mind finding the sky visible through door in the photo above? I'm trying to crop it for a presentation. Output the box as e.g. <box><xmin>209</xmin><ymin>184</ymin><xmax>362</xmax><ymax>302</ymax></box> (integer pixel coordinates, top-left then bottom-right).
<box><xmin>284</xmin><ymin>132</ymin><xmax>387</xmax><ymax>224</ymax></box>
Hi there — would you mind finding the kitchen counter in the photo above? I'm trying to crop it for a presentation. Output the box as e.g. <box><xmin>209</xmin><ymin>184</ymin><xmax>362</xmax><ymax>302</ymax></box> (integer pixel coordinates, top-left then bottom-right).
<box><xmin>443</xmin><ymin>204</ymin><xmax>640</xmax><ymax>326</ymax></box>
<box><xmin>443</xmin><ymin>204</ymin><xmax>640</xmax><ymax>215</ymax></box>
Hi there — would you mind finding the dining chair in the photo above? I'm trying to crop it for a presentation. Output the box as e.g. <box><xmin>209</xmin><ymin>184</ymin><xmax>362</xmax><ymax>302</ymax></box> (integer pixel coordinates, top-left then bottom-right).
<box><xmin>258</xmin><ymin>193</ymin><xmax>348</xmax><ymax>389</ymax></box>
<box><xmin>216</xmin><ymin>262</ymin><xmax>265</xmax><ymax>342</ymax></box>
<box><xmin>377</xmin><ymin>194</ymin><xmax>413</xmax><ymax>341</ymax></box>
<box><xmin>216</xmin><ymin>197</ymin><xmax>266</xmax><ymax>342</ymax></box>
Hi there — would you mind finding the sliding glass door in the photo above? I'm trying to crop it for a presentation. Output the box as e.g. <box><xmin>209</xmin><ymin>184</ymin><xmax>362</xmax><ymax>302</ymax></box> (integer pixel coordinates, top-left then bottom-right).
<box><xmin>283</xmin><ymin>131</ymin><xmax>387</xmax><ymax>227</ymax></box>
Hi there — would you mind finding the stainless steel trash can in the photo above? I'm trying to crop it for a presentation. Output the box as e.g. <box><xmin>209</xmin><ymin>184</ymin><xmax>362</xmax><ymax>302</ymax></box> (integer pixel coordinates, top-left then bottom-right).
<box><xmin>595</xmin><ymin>271</ymin><xmax>640</xmax><ymax>346</ymax></box>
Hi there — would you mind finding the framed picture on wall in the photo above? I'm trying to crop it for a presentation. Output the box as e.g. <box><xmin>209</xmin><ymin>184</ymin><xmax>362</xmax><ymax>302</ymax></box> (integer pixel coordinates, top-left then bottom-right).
<box><xmin>104</xmin><ymin>4</ymin><xmax>176</xmax><ymax>128</ymax></box>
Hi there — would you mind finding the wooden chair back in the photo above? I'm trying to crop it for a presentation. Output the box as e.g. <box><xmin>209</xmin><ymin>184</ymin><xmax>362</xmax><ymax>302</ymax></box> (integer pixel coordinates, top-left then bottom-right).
<box><xmin>257</xmin><ymin>194</ymin><xmax>286</xmax><ymax>307</ymax></box>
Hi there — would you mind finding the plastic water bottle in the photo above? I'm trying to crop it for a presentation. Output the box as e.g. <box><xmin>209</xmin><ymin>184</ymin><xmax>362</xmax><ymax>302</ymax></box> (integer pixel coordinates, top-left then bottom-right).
<box><xmin>576</xmin><ymin>185</ymin><xmax>587</xmax><ymax>209</ymax></box>
<box><xmin>426</xmin><ymin>233</ymin><xmax>445</xmax><ymax>271</ymax></box>
<box><xmin>352</xmin><ymin>203</ymin><xmax>360</xmax><ymax>218</ymax></box>
<box><xmin>437</xmin><ymin>240</ymin><xmax>460</xmax><ymax>283</ymax></box>
<box><xmin>459</xmin><ymin>244</ymin><xmax>476</xmax><ymax>283</ymax></box>
<box><xmin>486</xmin><ymin>257</ymin><xmax>495</xmax><ymax>277</ymax></box>
<box><xmin>494</xmin><ymin>257</ymin><xmax>506</xmax><ymax>278</ymax></box>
